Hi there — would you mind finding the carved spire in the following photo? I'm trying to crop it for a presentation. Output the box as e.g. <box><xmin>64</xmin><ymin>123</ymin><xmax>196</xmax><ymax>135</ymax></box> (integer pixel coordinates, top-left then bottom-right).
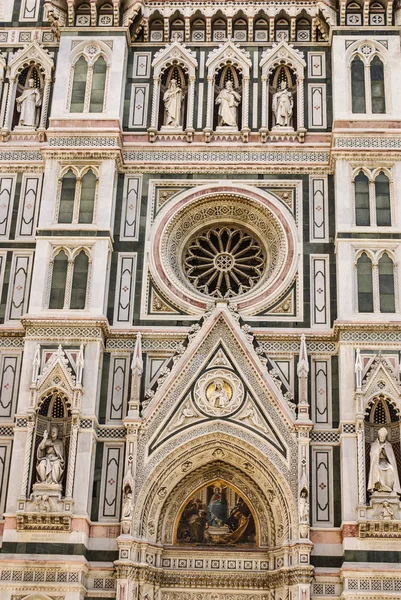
<box><xmin>31</xmin><ymin>343</ymin><xmax>41</xmax><ymax>383</ymax></box>
<box><xmin>129</xmin><ymin>333</ymin><xmax>143</xmax><ymax>416</ymax></box>
<box><xmin>355</xmin><ymin>347</ymin><xmax>363</xmax><ymax>391</ymax></box>
<box><xmin>76</xmin><ymin>344</ymin><xmax>84</xmax><ymax>386</ymax></box>
<box><xmin>297</xmin><ymin>334</ymin><xmax>309</xmax><ymax>420</ymax></box>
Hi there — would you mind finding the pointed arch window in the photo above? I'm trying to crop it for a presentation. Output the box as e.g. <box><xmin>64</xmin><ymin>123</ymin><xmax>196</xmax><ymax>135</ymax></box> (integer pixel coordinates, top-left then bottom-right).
<box><xmin>355</xmin><ymin>171</ymin><xmax>370</xmax><ymax>226</ymax></box>
<box><xmin>357</xmin><ymin>253</ymin><xmax>374</xmax><ymax>312</ymax></box>
<box><xmin>370</xmin><ymin>56</ymin><xmax>385</xmax><ymax>114</ymax></box>
<box><xmin>57</xmin><ymin>168</ymin><xmax>98</xmax><ymax>224</ymax></box>
<box><xmin>69</xmin><ymin>51</ymin><xmax>109</xmax><ymax>113</ymax></box>
<box><xmin>191</xmin><ymin>18</ymin><xmax>206</xmax><ymax>42</ymax></box>
<box><xmin>48</xmin><ymin>248</ymin><xmax>91</xmax><ymax>310</ymax></box>
<box><xmin>49</xmin><ymin>250</ymin><xmax>68</xmax><ymax>309</ymax></box>
<box><xmin>378</xmin><ymin>253</ymin><xmax>395</xmax><ymax>313</ymax></box>
<box><xmin>351</xmin><ymin>56</ymin><xmax>366</xmax><ymax>113</ymax></box>
<box><xmin>375</xmin><ymin>171</ymin><xmax>391</xmax><ymax>226</ymax></box>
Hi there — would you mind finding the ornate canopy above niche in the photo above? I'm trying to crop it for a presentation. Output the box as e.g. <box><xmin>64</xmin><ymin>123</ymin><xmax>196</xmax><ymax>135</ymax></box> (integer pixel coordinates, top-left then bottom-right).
<box><xmin>148</xmin><ymin>183</ymin><xmax>300</xmax><ymax>316</ymax></box>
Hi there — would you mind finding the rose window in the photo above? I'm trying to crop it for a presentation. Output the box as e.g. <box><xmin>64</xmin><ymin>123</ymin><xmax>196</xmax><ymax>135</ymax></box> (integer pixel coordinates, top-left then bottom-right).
<box><xmin>183</xmin><ymin>226</ymin><xmax>265</xmax><ymax>298</ymax></box>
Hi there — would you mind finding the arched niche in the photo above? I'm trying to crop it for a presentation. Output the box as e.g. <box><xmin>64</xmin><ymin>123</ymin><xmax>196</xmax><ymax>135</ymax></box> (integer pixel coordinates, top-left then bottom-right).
<box><xmin>149</xmin><ymin>41</ymin><xmax>197</xmax><ymax>141</ymax></box>
<box><xmin>3</xmin><ymin>41</ymin><xmax>54</xmax><ymax>133</ymax></box>
<box><xmin>269</xmin><ymin>64</ymin><xmax>297</xmax><ymax>129</ymax></box>
<box><xmin>12</xmin><ymin>63</ymin><xmax>43</xmax><ymax>130</ymax></box>
<box><xmin>30</xmin><ymin>389</ymin><xmax>72</xmax><ymax>497</ymax></box>
<box><xmin>174</xmin><ymin>478</ymin><xmax>257</xmax><ymax>547</ymax></box>
<box><xmin>159</xmin><ymin>64</ymin><xmax>188</xmax><ymax>130</ymax></box>
<box><xmin>259</xmin><ymin>41</ymin><xmax>306</xmax><ymax>141</ymax></box>
<box><xmin>205</xmin><ymin>40</ymin><xmax>252</xmax><ymax>140</ymax></box>
<box><xmin>213</xmin><ymin>63</ymin><xmax>243</xmax><ymax>130</ymax></box>
<box><xmin>364</xmin><ymin>396</ymin><xmax>401</xmax><ymax>495</ymax></box>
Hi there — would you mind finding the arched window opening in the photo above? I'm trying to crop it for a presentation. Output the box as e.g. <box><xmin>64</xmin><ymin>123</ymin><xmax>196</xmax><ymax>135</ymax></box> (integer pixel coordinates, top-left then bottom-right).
<box><xmin>171</xmin><ymin>18</ymin><xmax>185</xmax><ymax>42</ymax></box>
<box><xmin>78</xmin><ymin>170</ymin><xmax>96</xmax><ymax>223</ymax></box>
<box><xmin>378</xmin><ymin>253</ymin><xmax>395</xmax><ymax>313</ymax></box>
<box><xmin>98</xmin><ymin>2</ymin><xmax>114</xmax><ymax>26</ymax></box>
<box><xmin>76</xmin><ymin>2</ymin><xmax>91</xmax><ymax>26</ymax></box>
<box><xmin>233</xmin><ymin>17</ymin><xmax>247</xmax><ymax>42</ymax></box>
<box><xmin>13</xmin><ymin>65</ymin><xmax>43</xmax><ymax>130</ymax></box>
<box><xmin>275</xmin><ymin>18</ymin><xmax>289</xmax><ymax>42</ymax></box>
<box><xmin>375</xmin><ymin>172</ymin><xmax>391</xmax><ymax>226</ymax></box>
<box><xmin>89</xmin><ymin>56</ymin><xmax>107</xmax><ymax>113</ymax></box>
<box><xmin>212</xmin><ymin>18</ymin><xmax>227</xmax><ymax>42</ymax></box>
<box><xmin>355</xmin><ymin>171</ymin><xmax>370</xmax><ymax>226</ymax></box>
<box><xmin>370</xmin><ymin>1</ymin><xmax>386</xmax><ymax>25</ymax></box>
<box><xmin>191</xmin><ymin>18</ymin><xmax>206</xmax><ymax>42</ymax></box>
<box><xmin>296</xmin><ymin>18</ymin><xmax>311</xmax><ymax>42</ymax></box>
<box><xmin>32</xmin><ymin>391</ymin><xmax>72</xmax><ymax>495</ymax></box>
<box><xmin>357</xmin><ymin>253</ymin><xmax>374</xmax><ymax>312</ymax></box>
<box><xmin>365</xmin><ymin>397</ymin><xmax>401</xmax><ymax>496</ymax></box>
<box><xmin>370</xmin><ymin>56</ymin><xmax>385</xmax><ymax>114</ymax></box>
<box><xmin>214</xmin><ymin>65</ymin><xmax>242</xmax><ymax>130</ymax></box>
<box><xmin>269</xmin><ymin>65</ymin><xmax>297</xmax><ymax>130</ymax></box>
<box><xmin>351</xmin><ymin>56</ymin><xmax>366</xmax><ymax>113</ymax></box>
<box><xmin>58</xmin><ymin>170</ymin><xmax>77</xmax><ymax>224</ymax></box>
<box><xmin>346</xmin><ymin>1</ymin><xmax>363</xmax><ymax>25</ymax></box>
<box><xmin>70</xmin><ymin>251</ymin><xmax>89</xmax><ymax>309</ymax></box>
<box><xmin>254</xmin><ymin>17</ymin><xmax>269</xmax><ymax>42</ymax></box>
<box><xmin>70</xmin><ymin>56</ymin><xmax>88</xmax><ymax>113</ymax></box>
<box><xmin>49</xmin><ymin>251</ymin><xmax>68</xmax><ymax>309</ymax></box>
<box><xmin>149</xmin><ymin>18</ymin><xmax>163</xmax><ymax>42</ymax></box>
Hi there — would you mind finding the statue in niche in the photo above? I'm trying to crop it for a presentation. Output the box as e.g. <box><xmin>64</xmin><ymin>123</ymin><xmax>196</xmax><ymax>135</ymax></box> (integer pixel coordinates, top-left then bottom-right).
<box><xmin>216</xmin><ymin>81</ymin><xmax>241</xmax><ymax>128</ymax></box>
<box><xmin>299</xmin><ymin>488</ymin><xmax>309</xmax><ymax>522</ymax></box>
<box><xmin>163</xmin><ymin>80</ymin><xmax>183</xmax><ymax>128</ymax></box>
<box><xmin>272</xmin><ymin>80</ymin><xmax>293</xmax><ymax>128</ymax></box>
<box><xmin>122</xmin><ymin>481</ymin><xmax>133</xmax><ymax>519</ymax></box>
<box><xmin>36</xmin><ymin>425</ymin><xmax>65</xmax><ymax>485</ymax></box>
<box><xmin>16</xmin><ymin>78</ymin><xmax>42</xmax><ymax>128</ymax></box>
<box><xmin>368</xmin><ymin>427</ymin><xmax>401</xmax><ymax>494</ymax></box>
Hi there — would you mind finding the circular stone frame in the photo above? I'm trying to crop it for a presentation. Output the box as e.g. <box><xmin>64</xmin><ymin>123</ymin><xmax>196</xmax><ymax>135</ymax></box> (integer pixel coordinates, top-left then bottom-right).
<box><xmin>149</xmin><ymin>184</ymin><xmax>299</xmax><ymax>316</ymax></box>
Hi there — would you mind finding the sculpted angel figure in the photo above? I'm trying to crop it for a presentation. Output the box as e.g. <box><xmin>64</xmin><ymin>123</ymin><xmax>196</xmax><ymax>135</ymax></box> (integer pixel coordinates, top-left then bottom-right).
<box><xmin>16</xmin><ymin>78</ymin><xmax>42</xmax><ymax>127</ymax></box>
<box><xmin>163</xmin><ymin>80</ymin><xmax>183</xmax><ymax>127</ymax></box>
<box><xmin>368</xmin><ymin>427</ymin><xmax>401</xmax><ymax>494</ymax></box>
<box><xmin>272</xmin><ymin>80</ymin><xmax>293</xmax><ymax>127</ymax></box>
<box><xmin>216</xmin><ymin>81</ymin><xmax>241</xmax><ymax>128</ymax></box>
<box><xmin>36</xmin><ymin>426</ymin><xmax>65</xmax><ymax>485</ymax></box>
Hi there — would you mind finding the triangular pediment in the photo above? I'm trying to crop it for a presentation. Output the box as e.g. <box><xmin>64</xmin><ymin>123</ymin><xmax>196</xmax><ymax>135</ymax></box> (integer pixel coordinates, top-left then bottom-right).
<box><xmin>152</xmin><ymin>41</ymin><xmax>197</xmax><ymax>76</ymax></box>
<box><xmin>260</xmin><ymin>41</ymin><xmax>306</xmax><ymax>77</ymax></box>
<box><xmin>8</xmin><ymin>40</ymin><xmax>54</xmax><ymax>78</ymax></box>
<box><xmin>144</xmin><ymin>304</ymin><xmax>296</xmax><ymax>468</ymax></box>
<box><xmin>361</xmin><ymin>354</ymin><xmax>401</xmax><ymax>406</ymax></box>
<box><xmin>206</xmin><ymin>39</ymin><xmax>252</xmax><ymax>76</ymax></box>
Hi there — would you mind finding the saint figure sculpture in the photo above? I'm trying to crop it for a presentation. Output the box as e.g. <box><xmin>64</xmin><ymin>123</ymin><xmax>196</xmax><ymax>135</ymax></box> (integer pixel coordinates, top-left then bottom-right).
<box><xmin>36</xmin><ymin>425</ymin><xmax>65</xmax><ymax>485</ymax></box>
<box><xmin>163</xmin><ymin>80</ymin><xmax>183</xmax><ymax>127</ymax></box>
<box><xmin>368</xmin><ymin>427</ymin><xmax>401</xmax><ymax>494</ymax></box>
<box><xmin>216</xmin><ymin>81</ymin><xmax>241</xmax><ymax>128</ymax></box>
<box><xmin>272</xmin><ymin>80</ymin><xmax>293</xmax><ymax>127</ymax></box>
<box><xmin>16</xmin><ymin>78</ymin><xmax>42</xmax><ymax>128</ymax></box>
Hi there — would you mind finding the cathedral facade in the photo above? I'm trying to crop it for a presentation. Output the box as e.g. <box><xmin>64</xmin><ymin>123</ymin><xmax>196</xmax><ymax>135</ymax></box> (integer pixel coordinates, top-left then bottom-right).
<box><xmin>0</xmin><ymin>0</ymin><xmax>401</xmax><ymax>598</ymax></box>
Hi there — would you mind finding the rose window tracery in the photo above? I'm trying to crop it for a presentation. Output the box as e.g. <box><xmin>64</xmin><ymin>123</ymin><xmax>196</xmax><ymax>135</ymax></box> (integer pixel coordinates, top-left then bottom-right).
<box><xmin>184</xmin><ymin>226</ymin><xmax>265</xmax><ymax>298</ymax></box>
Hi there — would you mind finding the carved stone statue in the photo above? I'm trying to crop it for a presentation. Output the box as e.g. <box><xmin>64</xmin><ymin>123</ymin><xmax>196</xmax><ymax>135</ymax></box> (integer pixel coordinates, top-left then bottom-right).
<box><xmin>299</xmin><ymin>488</ymin><xmax>309</xmax><ymax>522</ymax></box>
<box><xmin>16</xmin><ymin>78</ymin><xmax>42</xmax><ymax>128</ymax></box>
<box><xmin>122</xmin><ymin>481</ymin><xmax>133</xmax><ymax>519</ymax></box>
<box><xmin>272</xmin><ymin>80</ymin><xmax>293</xmax><ymax>128</ymax></box>
<box><xmin>216</xmin><ymin>81</ymin><xmax>241</xmax><ymax>128</ymax></box>
<box><xmin>163</xmin><ymin>80</ymin><xmax>183</xmax><ymax>128</ymax></box>
<box><xmin>36</xmin><ymin>426</ymin><xmax>65</xmax><ymax>485</ymax></box>
<box><xmin>368</xmin><ymin>427</ymin><xmax>401</xmax><ymax>494</ymax></box>
<box><xmin>209</xmin><ymin>379</ymin><xmax>229</xmax><ymax>409</ymax></box>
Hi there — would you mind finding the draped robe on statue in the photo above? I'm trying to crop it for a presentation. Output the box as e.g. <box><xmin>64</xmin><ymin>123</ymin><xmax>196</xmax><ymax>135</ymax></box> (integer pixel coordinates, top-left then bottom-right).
<box><xmin>216</xmin><ymin>83</ymin><xmax>241</xmax><ymax>128</ymax></box>
<box><xmin>368</xmin><ymin>428</ymin><xmax>401</xmax><ymax>494</ymax></box>
<box><xmin>16</xmin><ymin>81</ymin><xmax>42</xmax><ymax>127</ymax></box>
<box><xmin>163</xmin><ymin>80</ymin><xmax>183</xmax><ymax>127</ymax></box>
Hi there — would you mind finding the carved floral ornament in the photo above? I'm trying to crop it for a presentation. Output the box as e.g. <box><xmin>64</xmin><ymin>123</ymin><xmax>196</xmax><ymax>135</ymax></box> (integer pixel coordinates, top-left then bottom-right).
<box><xmin>148</xmin><ymin>184</ymin><xmax>299</xmax><ymax>316</ymax></box>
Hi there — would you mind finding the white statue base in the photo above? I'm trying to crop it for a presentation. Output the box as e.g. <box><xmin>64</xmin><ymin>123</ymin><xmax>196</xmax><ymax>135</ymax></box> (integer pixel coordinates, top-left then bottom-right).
<box><xmin>160</xmin><ymin>125</ymin><xmax>183</xmax><ymax>133</ymax></box>
<box><xmin>358</xmin><ymin>491</ymin><xmax>401</xmax><ymax>537</ymax></box>
<box><xmin>216</xmin><ymin>126</ymin><xmax>238</xmax><ymax>133</ymax></box>
<box><xmin>13</xmin><ymin>125</ymin><xmax>37</xmax><ymax>133</ymax></box>
<box><xmin>271</xmin><ymin>125</ymin><xmax>294</xmax><ymax>133</ymax></box>
<box><xmin>32</xmin><ymin>482</ymin><xmax>62</xmax><ymax>499</ymax></box>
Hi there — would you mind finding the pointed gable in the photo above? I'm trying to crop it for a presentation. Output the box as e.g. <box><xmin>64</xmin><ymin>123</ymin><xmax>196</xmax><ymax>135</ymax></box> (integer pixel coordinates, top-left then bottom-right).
<box><xmin>206</xmin><ymin>39</ymin><xmax>252</xmax><ymax>76</ymax></box>
<box><xmin>152</xmin><ymin>41</ymin><xmax>198</xmax><ymax>77</ymax></box>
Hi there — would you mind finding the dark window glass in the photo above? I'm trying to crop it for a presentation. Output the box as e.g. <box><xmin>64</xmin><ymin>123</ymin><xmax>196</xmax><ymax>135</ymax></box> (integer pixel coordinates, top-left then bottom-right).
<box><xmin>357</xmin><ymin>253</ymin><xmax>373</xmax><ymax>312</ymax></box>
<box><xmin>70</xmin><ymin>251</ymin><xmax>89</xmax><ymax>309</ymax></box>
<box><xmin>89</xmin><ymin>56</ymin><xmax>107</xmax><ymax>113</ymax></box>
<box><xmin>355</xmin><ymin>171</ymin><xmax>370</xmax><ymax>226</ymax></box>
<box><xmin>79</xmin><ymin>170</ymin><xmax>96</xmax><ymax>223</ymax></box>
<box><xmin>370</xmin><ymin>56</ymin><xmax>385</xmax><ymax>114</ymax></box>
<box><xmin>70</xmin><ymin>56</ymin><xmax>88</xmax><ymax>113</ymax></box>
<box><xmin>351</xmin><ymin>56</ymin><xmax>366</xmax><ymax>114</ymax></box>
<box><xmin>375</xmin><ymin>172</ymin><xmax>391</xmax><ymax>226</ymax></box>
<box><xmin>58</xmin><ymin>170</ymin><xmax>76</xmax><ymax>224</ymax></box>
<box><xmin>379</xmin><ymin>253</ymin><xmax>395</xmax><ymax>312</ymax></box>
<box><xmin>49</xmin><ymin>252</ymin><xmax>68</xmax><ymax>309</ymax></box>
